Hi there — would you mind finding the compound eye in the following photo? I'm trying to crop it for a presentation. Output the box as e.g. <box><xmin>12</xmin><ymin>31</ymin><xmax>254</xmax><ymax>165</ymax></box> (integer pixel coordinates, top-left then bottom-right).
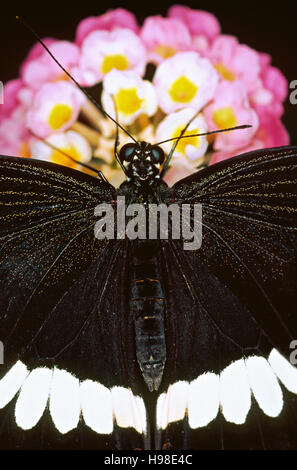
<box><xmin>150</xmin><ymin>146</ymin><xmax>165</xmax><ymax>165</ymax></box>
<box><xmin>119</xmin><ymin>143</ymin><xmax>137</xmax><ymax>162</ymax></box>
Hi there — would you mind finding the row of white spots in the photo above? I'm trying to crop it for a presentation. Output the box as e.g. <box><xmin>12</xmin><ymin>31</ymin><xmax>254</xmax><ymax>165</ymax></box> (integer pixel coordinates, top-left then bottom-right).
<box><xmin>156</xmin><ymin>349</ymin><xmax>297</xmax><ymax>430</ymax></box>
<box><xmin>0</xmin><ymin>363</ymin><xmax>147</xmax><ymax>435</ymax></box>
<box><xmin>1</xmin><ymin>349</ymin><xmax>296</xmax><ymax>435</ymax></box>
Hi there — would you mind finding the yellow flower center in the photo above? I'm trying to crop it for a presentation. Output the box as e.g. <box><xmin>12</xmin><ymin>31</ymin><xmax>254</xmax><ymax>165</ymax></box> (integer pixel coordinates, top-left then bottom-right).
<box><xmin>19</xmin><ymin>141</ymin><xmax>30</xmax><ymax>158</ymax></box>
<box><xmin>101</xmin><ymin>54</ymin><xmax>129</xmax><ymax>74</ymax></box>
<box><xmin>169</xmin><ymin>76</ymin><xmax>198</xmax><ymax>103</ymax></box>
<box><xmin>115</xmin><ymin>87</ymin><xmax>143</xmax><ymax>115</ymax></box>
<box><xmin>48</xmin><ymin>104</ymin><xmax>73</xmax><ymax>130</ymax></box>
<box><xmin>215</xmin><ymin>63</ymin><xmax>236</xmax><ymax>81</ymax></box>
<box><xmin>213</xmin><ymin>107</ymin><xmax>237</xmax><ymax>129</ymax></box>
<box><xmin>154</xmin><ymin>44</ymin><xmax>177</xmax><ymax>59</ymax></box>
<box><xmin>53</xmin><ymin>73</ymin><xmax>69</xmax><ymax>82</ymax></box>
<box><xmin>172</xmin><ymin>127</ymin><xmax>199</xmax><ymax>156</ymax></box>
<box><xmin>50</xmin><ymin>146</ymin><xmax>81</xmax><ymax>168</ymax></box>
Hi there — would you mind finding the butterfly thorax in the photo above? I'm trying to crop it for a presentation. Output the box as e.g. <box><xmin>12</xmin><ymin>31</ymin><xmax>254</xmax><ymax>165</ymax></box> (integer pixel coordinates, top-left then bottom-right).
<box><xmin>119</xmin><ymin>177</ymin><xmax>170</xmax><ymax>206</ymax></box>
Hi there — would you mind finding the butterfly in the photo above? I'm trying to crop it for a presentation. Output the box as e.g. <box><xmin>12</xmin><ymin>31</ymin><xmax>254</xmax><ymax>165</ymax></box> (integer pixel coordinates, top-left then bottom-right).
<box><xmin>0</xmin><ymin>20</ymin><xmax>297</xmax><ymax>451</ymax></box>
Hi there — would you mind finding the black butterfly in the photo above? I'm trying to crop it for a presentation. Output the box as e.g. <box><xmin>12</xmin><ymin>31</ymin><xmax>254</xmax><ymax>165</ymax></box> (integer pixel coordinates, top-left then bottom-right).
<box><xmin>1</xmin><ymin>22</ymin><xmax>297</xmax><ymax>451</ymax></box>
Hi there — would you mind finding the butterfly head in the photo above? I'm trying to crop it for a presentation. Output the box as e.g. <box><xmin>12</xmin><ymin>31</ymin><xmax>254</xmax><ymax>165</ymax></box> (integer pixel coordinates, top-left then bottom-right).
<box><xmin>119</xmin><ymin>141</ymin><xmax>165</xmax><ymax>184</ymax></box>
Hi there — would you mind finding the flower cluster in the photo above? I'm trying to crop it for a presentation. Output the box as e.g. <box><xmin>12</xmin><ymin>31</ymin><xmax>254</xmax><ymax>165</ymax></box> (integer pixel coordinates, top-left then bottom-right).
<box><xmin>0</xmin><ymin>6</ymin><xmax>289</xmax><ymax>186</ymax></box>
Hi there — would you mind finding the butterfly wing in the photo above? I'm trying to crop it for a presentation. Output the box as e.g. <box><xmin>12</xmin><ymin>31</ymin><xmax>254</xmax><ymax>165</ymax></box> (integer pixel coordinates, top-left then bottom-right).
<box><xmin>155</xmin><ymin>146</ymin><xmax>297</xmax><ymax>449</ymax></box>
<box><xmin>0</xmin><ymin>157</ymin><xmax>148</xmax><ymax>449</ymax></box>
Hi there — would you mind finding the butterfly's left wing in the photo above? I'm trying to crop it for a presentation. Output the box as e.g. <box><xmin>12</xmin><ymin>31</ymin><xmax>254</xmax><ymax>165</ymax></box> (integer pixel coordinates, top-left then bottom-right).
<box><xmin>156</xmin><ymin>146</ymin><xmax>297</xmax><ymax>449</ymax></box>
<box><xmin>0</xmin><ymin>157</ymin><xmax>148</xmax><ymax>449</ymax></box>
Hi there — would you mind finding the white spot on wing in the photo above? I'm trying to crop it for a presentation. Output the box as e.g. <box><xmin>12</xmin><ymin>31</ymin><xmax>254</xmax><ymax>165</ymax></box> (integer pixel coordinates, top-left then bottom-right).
<box><xmin>15</xmin><ymin>368</ymin><xmax>53</xmax><ymax>430</ymax></box>
<box><xmin>156</xmin><ymin>392</ymin><xmax>167</xmax><ymax>430</ymax></box>
<box><xmin>219</xmin><ymin>359</ymin><xmax>251</xmax><ymax>424</ymax></box>
<box><xmin>0</xmin><ymin>361</ymin><xmax>29</xmax><ymax>409</ymax></box>
<box><xmin>167</xmin><ymin>381</ymin><xmax>189</xmax><ymax>424</ymax></box>
<box><xmin>269</xmin><ymin>348</ymin><xmax>297</xmax><ymax>394</ymax></box>
<box><xmin>135</xmin><ymin>396</ymin><xmax>147</xmax><ymax>435</ymax></box>
<box><xmin>246</xmin><ymin>356</ymin><xmax>283</xmax><ymax>417</ymax></box>
<box><xmin>111</xmin><ymin>386</ymin><xmax>145</xmax><ymax>434</ymax></box>
<box><xmin>49</xmin><ymin>368</ymin><xmax>80</xmax><ymax>434</ymax></box>
<box><xmin>80</xmin><ymin>380</ymin><xmax>113</xmax><ymax>434</ymax></box>
<box><xmin>188</xmin><ymin>372</ymin><xmax>219</xmax><ymax>429</ymax></box>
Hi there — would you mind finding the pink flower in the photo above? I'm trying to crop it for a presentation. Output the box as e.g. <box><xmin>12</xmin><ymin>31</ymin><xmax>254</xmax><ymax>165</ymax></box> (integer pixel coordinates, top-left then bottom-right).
<box><xmin>26</xmin><ymin>82</ymin><xmax>85</xmax><ymax>138</ymax></box>
<box><xmin>21</xmin><ymin>40</ymin><xmax>80</xmax><ymax>90</ymax></box>
<box><xmin>210</xmin><ymin>138</ymin><xmax>266</xmax><ymax>165</ymax></box>
<box><xmin>250</xmin><ymin>53</ymin><xmax>288</xmax><ymax>118</ymax></box>
<box><xmin>206</xmin><ymin>35</ymin><xmax>261</xmax><ymax>93</ymax></box>
<box><xmin>204</xmin><ymin>81</ymin><xmax>259</xmax><ymax>151</ymax></box>
<box><xmin>0</xmin><ymin>79</ymin><xmax>24</xmax><ymax>122</ymax></box>
<box><xmin>168</xmin><ymin>5</ymin><xmax>220</xmax><ymax>52</ymax></box>
<box><xmin>164</xmin><ymin>162</ymin><xmax>196</xmax><ymax>186</ymax></box>
<box><xmin>20</xmin><ymin>38</ymin><xmax>56</xmax><ymax>69</ymax></box>
<box><xmin>256</xmin><ymin>111</ymin><xmax>289</xmax><ymax>148</ymax></box>
<box><xmin>0</xmin><ymin>79</ymin><xmax>33</xmax><ymax>156</ymax></box>
<box><xmin>75</xmin><ymin>8</ymin><xmax>139</xmax><ymax>45</ymax></box>
<box><xmin>140</xmin><ymin>16</ymin><xmax>192</xmax><ymax>64</ymax></box>
<box><xmin>210</xmin><ymin>113</ymin><xmax>289</xmax><ymax>165</ymax></box>
<box><xmin>0</xmin><ymin>107</ymin><xmax>31</xmax><ymax>157</ymax></box>
<box><xmin>75</xmin><ymin>29</ymin><xmax>146</xmax><ymax>86</ymax></box>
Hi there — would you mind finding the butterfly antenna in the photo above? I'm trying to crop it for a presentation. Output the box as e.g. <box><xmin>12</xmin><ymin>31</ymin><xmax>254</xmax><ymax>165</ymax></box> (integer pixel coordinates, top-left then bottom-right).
<box><xmin>16</xmin><ymin>16</ymin><xmax>137</xmax><ymax>144</ymax></box>
<box><xmin>156</xmin><ymin>124</ymin><xmax>252</xmax><ymax>146</ymax></box>
<box><xmin>112</xmin><ymin>95</ymin><xmax>128</xmax><ymax>175</ymax></box>
<box><xmin>29</xmin><ymin>131</ymin><xmax>108</xmax><ymax>181</ymax></box>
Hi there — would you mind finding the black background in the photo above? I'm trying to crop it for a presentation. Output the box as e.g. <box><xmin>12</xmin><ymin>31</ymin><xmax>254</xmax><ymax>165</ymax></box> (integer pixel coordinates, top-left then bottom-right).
<box><xmin>0</xmin><ymin>0</ymin><xmax>296</xmax><ymax>143</ymax></box>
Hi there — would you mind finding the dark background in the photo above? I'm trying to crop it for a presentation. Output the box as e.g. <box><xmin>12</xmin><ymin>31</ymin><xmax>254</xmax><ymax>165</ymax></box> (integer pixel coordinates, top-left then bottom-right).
<box><xmin>1</xmin><ymin>0</ymin><xmax>296</xmax><ymax>143</ymax></box>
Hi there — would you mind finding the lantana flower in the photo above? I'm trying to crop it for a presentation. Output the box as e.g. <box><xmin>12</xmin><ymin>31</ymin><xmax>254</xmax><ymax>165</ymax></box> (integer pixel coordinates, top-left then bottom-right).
<box><xmin>0</xmin><ymin>79</ymin><xmax>24</xmax><ymax>121</ymax></box>
<box><xmin>75</xmin><ymin>29</ymin><xmax>146</xmax><ymax>86</ymax></box>
<box><xmin>0</xmin><ymin>6</ymin><xmax>289</xmax><ymax>184</ymax></box>
<box><xmin>153</xmin><ymin>52</ymin><xmax>219</xmax><ymax>114</ymax></box>
<box><xmin>21</xmin><ymin>40</ymin><xmax>80</xmax><ymax>90</ymax></box>
<box><xmin>251</xmin><ymin>52</ymin><xmax>288</xmax><ymax>118</ymax></box>
<box><xmin>204</xmin><ymin>81</ymin><xmax>259</xmax><ymax>150</ymax></box>
<box><xmin>102</xmin><ymin>70</ymin><xmax>158</xmax><ymax>125</ymax></box>
<box><xmin>0</xmin><ymin>106</ymin><xmax>31</xmax><ymax>157</ymax></box>
<box><xmin>168</xmin><ymin>5</ymin><xmax>221</xmax><ymax>52</ymax></box>
<box><xmin>75</xmin><ymin>8</ymin><xmax>139</xmax><ymax>45</ymax></box>
<box><xmin>30</xmin><ymin>130</ymin><xmax>92</xmax><ymax>168</ymax></box>
<box><xmin>140</xmin><ymin>16</ymin><xmax>192</xmax><ymax>64</ymax></box>
<box><xmin>207</xmin><ymin>35</ymin><xmax>261</xmax><ymax>92</ymax></box>
<box><xmin>156</xmin><ymin>108</ymin><xmax>208</xmax><ymax>162</ymax></box>
<box><xmin>0</xmin><ymin>79</ymin><xmax>31</xmax><ymax>156</ymax></box>
<box><xmin>26</xmin><ymin>81</ymin><xmax>85</xmax><ymax>137</ymax></box>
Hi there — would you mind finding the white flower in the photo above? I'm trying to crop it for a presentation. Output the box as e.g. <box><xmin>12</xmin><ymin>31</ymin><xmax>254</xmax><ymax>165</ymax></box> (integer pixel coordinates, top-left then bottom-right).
<box><xmin>102</xmin><ymin>70</ymin><xmax>158</xmax><ymax>125</ymax></box>
<box><xmin>156</xmin><ymin>108</ymin><xmax>208</xmax><ymax>161</ymax></box>
<box><xmin>30</xmin><ymin>131</ymin><xmax>92</xmax><ymax>168</ymax></box>
<box><xmin>153</xmin><ymin>51</ymin><xmax>218</xmax><ymax>114</ymax></box>
<box><xmin>75</xmin><ymin>29</ymin><xmax>147</xmax><ymax>86</ymax></box>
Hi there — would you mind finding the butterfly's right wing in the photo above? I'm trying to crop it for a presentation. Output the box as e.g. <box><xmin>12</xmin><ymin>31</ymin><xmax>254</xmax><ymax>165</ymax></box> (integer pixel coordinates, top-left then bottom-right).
<box><xmin>0</xmin><ymin>156</ymin><xmax>148</xmax><ymax>449</ymax></box>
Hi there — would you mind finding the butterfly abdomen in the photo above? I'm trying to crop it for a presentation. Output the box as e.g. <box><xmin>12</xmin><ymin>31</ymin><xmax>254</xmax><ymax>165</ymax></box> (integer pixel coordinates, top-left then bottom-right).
<box><xmin>131</xmin><ymin>242</ymin><xmax>166</xmax><ymax>392</ymax></box>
